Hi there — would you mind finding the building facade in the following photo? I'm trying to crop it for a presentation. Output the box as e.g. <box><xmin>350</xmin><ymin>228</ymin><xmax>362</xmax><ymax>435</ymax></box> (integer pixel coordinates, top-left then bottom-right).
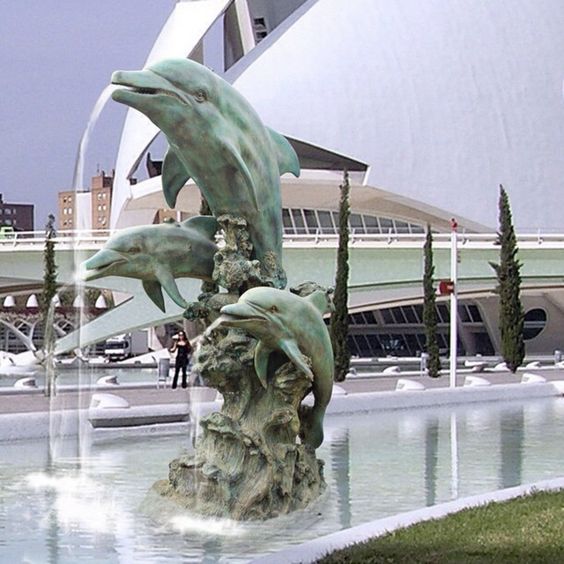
<box><xmin>58</xmin><ymin>171</ymin><xmax>113</xmax><ymax>231</ymax></box>
<box><xmin>91</xmin><ymin>173</ymin><xmax>113</xmax><ymax>230</ymax></box>
<box><xmin>0</xmin><ymin>193</ymin><xmax>34</xmax><ymax>231</ymax></box>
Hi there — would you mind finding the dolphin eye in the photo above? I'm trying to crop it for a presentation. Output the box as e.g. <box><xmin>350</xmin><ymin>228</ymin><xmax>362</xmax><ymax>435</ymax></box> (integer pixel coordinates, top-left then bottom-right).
<box><xmin>194</xmin><ymin>90</ymin><xmax>207</xmax><ymax>103</ymax></box>
<box><xmin>270</xmin><ymin>305</ymin><xmax>278</xmax><ymax>313</ymax></box>
<box><xmin>129</xmin><ymin>245</ymin><xmax>141</xmax><ymax>254</ymax></box>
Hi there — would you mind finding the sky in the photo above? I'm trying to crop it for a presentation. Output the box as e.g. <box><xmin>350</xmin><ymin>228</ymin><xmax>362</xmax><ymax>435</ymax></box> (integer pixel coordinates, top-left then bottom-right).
<box><xmin>0</xmin><ymin>0</ymin><xmax>176</xmax><ymax>227</ymax></box>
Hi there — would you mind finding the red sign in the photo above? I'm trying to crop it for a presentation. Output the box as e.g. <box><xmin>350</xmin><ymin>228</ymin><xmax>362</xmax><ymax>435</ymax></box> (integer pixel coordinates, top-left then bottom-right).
<box><xmin>438</xmin><ymin>280</ymin><xmax>455</xmax><ymax>295</ymax></box>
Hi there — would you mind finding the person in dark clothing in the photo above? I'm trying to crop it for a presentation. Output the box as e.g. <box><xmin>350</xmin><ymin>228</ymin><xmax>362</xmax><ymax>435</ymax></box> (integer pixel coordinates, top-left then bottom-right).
<box><xmin>169</xmin><ymin>331</ymin><xmax>192</xmax><ymax>389</ymax></box>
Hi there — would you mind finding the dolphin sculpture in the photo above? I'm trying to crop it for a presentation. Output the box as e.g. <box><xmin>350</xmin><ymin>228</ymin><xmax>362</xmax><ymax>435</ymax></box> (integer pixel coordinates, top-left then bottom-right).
<box><xmin>110</xmin><ymin>58</ymin><xmax>300</xmax><ymax>288</ymax></box>
<box><xmin>215</xmin><ymin>287</ymin><xmax>334</xmax><ymax>448</ymax></box>
<box><xmin>82</xmin><ymin>216</ymin><xmax>218</xmax><ymax>312</ymax></box>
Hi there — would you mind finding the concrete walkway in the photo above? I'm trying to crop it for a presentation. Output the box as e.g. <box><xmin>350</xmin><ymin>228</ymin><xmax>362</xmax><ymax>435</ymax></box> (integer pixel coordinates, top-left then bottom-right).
<box><xmin>1</xmin><ymin>367</ymin><xmax>563</xmax><ymax>416</ymax></box>
<box><xmin>339</xmin><ymin>368</ymin><xmax>564</xmax><ymax>393</ymax></box>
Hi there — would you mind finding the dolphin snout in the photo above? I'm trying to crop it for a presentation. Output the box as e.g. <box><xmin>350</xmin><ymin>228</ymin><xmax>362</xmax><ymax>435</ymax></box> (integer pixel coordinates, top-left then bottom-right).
<box><xmin>220</xmin><ymin>302</ymin><xmax>263</xmax><ymax>320</ymax></box>
<box><xmin>82</xmin><ymin>249</ymin><xmax>126</xmax><ymax>281</ymax></box>
<box><xmin>111</xmin><ymin>69</ymin><xmax>157</xmax><ymax>88</ymax></box>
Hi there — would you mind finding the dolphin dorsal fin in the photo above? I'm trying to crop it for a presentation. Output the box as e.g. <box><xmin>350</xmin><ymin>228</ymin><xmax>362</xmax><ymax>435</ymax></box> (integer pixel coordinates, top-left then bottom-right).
<box><xmin>267</xmin><ymin>127</ymin><xmax>300</xmax><ymax>178</ymax></box>
<box><xmin>306</xmin><ymin>290</ymin><xmax>334</xmax><ymax>315</ymax></box>
<box><xmin>162</xmin><ymin>147</ymin><xmax>192</xmax><ymax>208</ymax></box>
<box><xmin>182</xmin><ymin>215</ymin><xmax>218</xmax><ymax>240</ymax></box>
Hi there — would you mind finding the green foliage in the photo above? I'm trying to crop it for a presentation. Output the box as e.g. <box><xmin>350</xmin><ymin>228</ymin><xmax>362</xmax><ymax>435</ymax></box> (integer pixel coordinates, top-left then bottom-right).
<box><xmin>422</xmin><ymin>225</ymin><xmax>441</xmax><ymax>377</ymax></box>
<box><xmin>330</xmin><ymin>171</ymin><xmax>351</xmax><ymax>382</ymax></box>
<box><xmin>490</xmin><ymin>185</ymin><xmax>524</xmax><ymax>373</ymax></box>
<box><xmin>317</xmin><ymin>489</ymin><xmax>564</xmax><ymax>563</ymax></box>
<box><xmin>41</xmin><ymin>214</ymin><xmax>57</xmax><ymax>324</ymax></box>
<box><xmin>42</xmin><ymin>214</ymin><xmax>58</xmax><ymax>397</ymax></box>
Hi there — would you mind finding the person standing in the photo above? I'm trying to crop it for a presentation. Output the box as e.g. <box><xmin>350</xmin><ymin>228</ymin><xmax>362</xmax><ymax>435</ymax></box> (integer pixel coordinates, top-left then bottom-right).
<box><xmin>169</xmin><ymin>331</ymin><xmax>192</xmax><ymax>389</ymax></box>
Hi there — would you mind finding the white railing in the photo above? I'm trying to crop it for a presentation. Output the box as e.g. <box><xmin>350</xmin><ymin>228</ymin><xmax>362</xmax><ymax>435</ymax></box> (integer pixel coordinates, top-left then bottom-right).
<box><xmin>2</xmin><ymin>228</ymin><xmax>564</xmax><ymax>251</ymax></box>
<box><xmin>0</xmin><ymin>229</ymin><xmax>114</xmax><ymax>250</ymax></box>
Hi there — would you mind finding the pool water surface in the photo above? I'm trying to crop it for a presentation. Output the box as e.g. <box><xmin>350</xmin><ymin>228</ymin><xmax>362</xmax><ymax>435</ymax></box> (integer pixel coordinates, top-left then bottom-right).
<box><xmin>1</xmin><ymin>397</ymin><xmax>563</xmax><ymax>562</ymax></box>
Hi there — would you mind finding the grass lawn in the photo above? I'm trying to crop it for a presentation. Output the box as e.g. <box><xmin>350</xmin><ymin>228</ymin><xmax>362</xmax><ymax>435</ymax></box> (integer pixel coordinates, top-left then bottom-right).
<box><xmin>316</xmin><ymin>489</ymin><xmax>564</xmax><ymax>563</ymax></box>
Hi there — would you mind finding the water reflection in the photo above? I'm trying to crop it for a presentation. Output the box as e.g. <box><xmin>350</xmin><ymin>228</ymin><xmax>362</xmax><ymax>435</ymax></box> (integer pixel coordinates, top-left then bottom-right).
<box><xmin>330</xmin><ymin>429</ymin><xmax>351</xmax><ymax>528</ymax></box>
<box><xmin>1</xmin><ymin>398</ymin><xmax>563</xmax><ymax>562</ymax></box>
<box><xmin>499</xmin><ymin>405</ymin><xmax>524</xmax><ymax>488</ymax></box>
<box><xmin>424</xmin><ymin>416</ymin><xmax>439</xmax><ymax>506</ymax></box>
<box><xmin>450</xmin><ymin>413</ymin><xmax>459</xmax><ymax>499</ymax></box>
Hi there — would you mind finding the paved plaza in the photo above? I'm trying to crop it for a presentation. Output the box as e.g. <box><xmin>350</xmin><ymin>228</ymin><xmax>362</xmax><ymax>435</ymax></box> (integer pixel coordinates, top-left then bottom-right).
<box><xmin>2</xmin><ymin>367</ymin><xmax>563</xmax><ymax>416</ymax></box>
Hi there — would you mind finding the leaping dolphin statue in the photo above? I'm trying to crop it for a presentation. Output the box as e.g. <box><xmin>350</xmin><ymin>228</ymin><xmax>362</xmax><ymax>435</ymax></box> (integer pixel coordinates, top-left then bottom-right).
<box><xmin>81</xmin><ymin>216</ymin><xmax>218</xmax><ymax>312</ymax></box>
<box><xmin>110</xmin><ymin>58</ymin><xmax>300</xmax><ymax>289</ymax></box>
<box><xmin>215</xmin><ymin>287</ymin><xmax>334</xmax><ymax>449</ymax></box>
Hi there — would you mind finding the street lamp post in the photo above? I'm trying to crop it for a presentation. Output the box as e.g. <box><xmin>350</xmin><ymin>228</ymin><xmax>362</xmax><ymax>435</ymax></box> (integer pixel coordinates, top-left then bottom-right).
<box><xmin>450</xmin><ymin>218</ymin><xmax>458</xmax><ymax>388</ymax></box>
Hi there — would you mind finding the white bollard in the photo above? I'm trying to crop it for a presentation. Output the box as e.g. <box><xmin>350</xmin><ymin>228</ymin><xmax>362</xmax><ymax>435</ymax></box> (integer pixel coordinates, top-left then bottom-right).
<box><xmin>13</xmin><ymin>377</ymin><xmax>37</xmax><ymax>389</ymax></box>
<box><xmin>96</xmin><ymin>375</ymin><xmax>119</xmax><ymax>386</ymax></box>
<box><xmin>89</xmin><ymin>393</ymin><xmax>130</xmax><ymax>409</ymax></box>
<box><xmin>521</xmin><ymin>372</ymin><xmax>547</xmax><ymax>384</ymax></box>
<box><xmin>463</xmin><ymin>375</ymin><xmax>491</xmax><ymax>387</ymax></box>
<box><xmin>395</xmin><ymin>378</ymin><xmax>425</xmax><ymax>391</ymax></box>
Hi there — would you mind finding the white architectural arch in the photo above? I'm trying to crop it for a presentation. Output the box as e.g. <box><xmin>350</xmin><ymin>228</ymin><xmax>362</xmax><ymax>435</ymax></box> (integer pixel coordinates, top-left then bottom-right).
<box><xmin>111</xmin><ymin>0</ymin><xmax>564</xmax><ymax>233</ymax></box>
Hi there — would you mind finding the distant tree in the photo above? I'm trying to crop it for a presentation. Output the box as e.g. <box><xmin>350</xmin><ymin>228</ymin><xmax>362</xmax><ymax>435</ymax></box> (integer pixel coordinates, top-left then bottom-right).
<box><xmin>330</xmin><ymin>170</ymin><xmax>351</xmax><ymax>382</ymax></box>
<box><xmin>42</xmin><ymin>214</ymin><xmax>57</xmax><ymax>397</ymax></box>
<box><xmin>489</xmin><ymin>185</ymin><xmax>524</xmax><ymax>373</ymax></box>
<box><xmin>200</xmin><ymin>193</ymin><xmax>212</xmax><ymax>216</ymax></box>
<box><xmin>41</xmin><ymin>214</ymin><xmax>57</xmax><ymax>321</ymax></box>
<box><xmin>423</xmin><ymin>225</ymin><xmax>441</xmax><ymax>377</ymax></box>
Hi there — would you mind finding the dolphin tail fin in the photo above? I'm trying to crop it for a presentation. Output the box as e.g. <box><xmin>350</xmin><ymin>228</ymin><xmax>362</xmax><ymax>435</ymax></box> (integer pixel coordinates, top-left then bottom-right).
<box><xmin>223</xmin><ymin>142</ymin><xmax>260</xmax><ymax>209</ymax></box>
<box><xmin>254</xmin><ymin>341</ymin><xmax>271</xmax><ymax>389</ymax></box>
<box><xmin>143</xmin><ymin>280</ymin><xmax>166</xmax><ymax>312</ymax></box>
<box><xmin>162</xmin><ymin>147</ymin><xmax>192</xmax><ymax>208</ymax></box>
<box><xmin>307</xmin><ymin>405</ymin><xmax>325</xmax><ymax>449</ymax></box>
<box><xmin>267</xmin><ymin>127</ymin><xmax>300</xmax><ymax>178</ymax></box>
<box><xmin>182</xmin><ymin>215</ymin><xmax>218</xmax><ymax>240</ymax></box>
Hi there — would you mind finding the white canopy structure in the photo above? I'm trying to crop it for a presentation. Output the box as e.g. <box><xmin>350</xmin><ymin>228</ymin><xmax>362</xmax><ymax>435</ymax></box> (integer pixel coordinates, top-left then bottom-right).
<box><xmin>110</xmin><ymin>0</ymin><xmax>564</xmax><ymax>233</ymax></box>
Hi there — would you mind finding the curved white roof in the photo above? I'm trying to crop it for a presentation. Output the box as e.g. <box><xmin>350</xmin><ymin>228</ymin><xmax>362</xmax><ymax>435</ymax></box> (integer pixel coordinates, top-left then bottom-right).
<box><xmin>111</xmin><ymin>0</ymin><xmax>232</xmax><ymax>227</ymax></box>
<box><xmin>229</xmin><ymin>0</ymin><xmax>564</xmax><ymax>230</ymax></box>
<box><xmin>112</xmin><ymin>0</ymin><xmax>564</xmax><ymax>231</ymax></box>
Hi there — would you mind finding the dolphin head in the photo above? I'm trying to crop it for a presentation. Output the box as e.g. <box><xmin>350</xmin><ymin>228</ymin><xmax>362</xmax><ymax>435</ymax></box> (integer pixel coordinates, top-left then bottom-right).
<box><xmin>218</xmin><ymin>288</ymin><xmax>292</xmax><ymax>342</ymax></box>
<box><xmin>111</xmin><ymin>58</ymin><xmax>270</xmax><ymax>210</ymax></box>
<box><xmin>111</xmin><ymin>59</ymin><xmax>222</xmax><ymax>144</ymax></box>
<box><xmin>82</xmin><ymin>228</ymin><xmax>151</xmax><ymax>282</ymax></box>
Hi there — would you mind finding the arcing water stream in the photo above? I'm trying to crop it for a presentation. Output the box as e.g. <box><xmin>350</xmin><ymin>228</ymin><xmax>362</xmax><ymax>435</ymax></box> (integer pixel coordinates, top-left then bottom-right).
<box><xmin>71</xmin><ymin>85</ymin><xmax>117</xmax><ymax>192</ymax></box>
<box><xmin>48</xmin><ymin>84</ymin><xmax>117</xmax><ymax>462</ymax></box>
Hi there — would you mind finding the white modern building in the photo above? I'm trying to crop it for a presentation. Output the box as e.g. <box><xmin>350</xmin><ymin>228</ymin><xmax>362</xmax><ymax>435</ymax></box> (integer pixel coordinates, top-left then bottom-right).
<box><xmin>87</xmin><ymin>1</ymin><xmax>564</xmax><ymax>357</ymax></box>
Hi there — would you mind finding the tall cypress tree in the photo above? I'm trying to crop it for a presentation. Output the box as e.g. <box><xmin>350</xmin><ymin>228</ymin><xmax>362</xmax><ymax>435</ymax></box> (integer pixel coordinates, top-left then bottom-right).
<box><xmin>330</xmin><ymin>170</ymin><xmax>351</xmax><ymax>382</ymax></box>
<box><xmin>42</xmin><ymin>214</ymin><xmax>58</xmax><ymax>396</ymax></box>
<box><xmin>42</xmin><ymin>214</ymin><xmax>57</xmax><ymax>321</ymax></box>
<box><xmin>423</xmin><ymin>225</ymin><xmax>441</xmax><ymax>377</ymax></box>
<box><xmin>200</xmin><ymin>193</ymin><xmax>212</xmax><ymax>216</ymax></box>
<box><xmin>490</xmin><ymin>185</ymin><xmax>524</xmax><ymax>372</ymax></box>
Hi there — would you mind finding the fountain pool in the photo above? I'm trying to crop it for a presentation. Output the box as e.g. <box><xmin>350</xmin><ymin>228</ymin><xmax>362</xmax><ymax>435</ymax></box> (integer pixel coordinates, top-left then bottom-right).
<box><xmin>1</xmin><ymin>397</ymin><xmax>563</xmax><ymax>562</ymax></box>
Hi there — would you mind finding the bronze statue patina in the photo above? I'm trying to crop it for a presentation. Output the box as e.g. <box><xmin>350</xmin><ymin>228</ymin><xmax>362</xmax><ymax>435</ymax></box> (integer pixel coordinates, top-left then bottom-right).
<box><xmin>216</xmin><ymin>287</ymin><xmax>334</xmax><ymax>448</ymax></box>
<box><xmin>82</xmin><ymin>216</ymin><xmax>217</xmax><ymax>311</ymax></box>
<box><xmin>89</xmin><ymin>58</ymin><xmax>333</xmax><ymax>520</ymax></box>
<box><xmin>111</xmin><ymin>58</ymin><xmax>300</xmax><ymax>289</ymax></box>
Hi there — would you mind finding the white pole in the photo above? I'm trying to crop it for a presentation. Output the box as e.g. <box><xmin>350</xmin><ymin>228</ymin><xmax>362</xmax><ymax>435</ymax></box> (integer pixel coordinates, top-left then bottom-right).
<box><xmin>450</xmin><ymin>220</ymin><xmax>458</xmax><ymax>388</ymax></box>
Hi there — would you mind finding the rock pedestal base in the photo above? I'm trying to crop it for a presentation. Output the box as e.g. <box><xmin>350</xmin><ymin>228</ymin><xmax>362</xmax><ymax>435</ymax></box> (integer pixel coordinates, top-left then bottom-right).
<box><xmin>153</xmin><ymin>327</ymin><xmax>325</xmax><ymax>520</ymax></box>
<box><xmin>152</xmin><ymin>217</ymin><xmax>326</xmax><ymax>520</ymax></box>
